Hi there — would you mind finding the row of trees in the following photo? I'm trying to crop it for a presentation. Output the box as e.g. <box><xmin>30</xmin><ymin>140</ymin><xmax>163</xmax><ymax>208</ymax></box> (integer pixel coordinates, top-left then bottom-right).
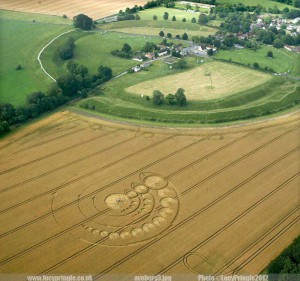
<box><xmin>0</xmin><ymin>63</ymin><xmax>113</xmax><ymax>135</ymax></box>
<box><xmin>159</xmin><ymin>30</ymin><xmax>189</xmax><ymax>40</ymax></box>
<box><xmin>272</xmin><ymin>0</ymin><xmax>300</xmax><ymax>8</ymax></box>
<box><xmin>118</xmin><ymin>0</ymin><xmax>176</xmax><ymax>21</ymax></box>
<box><xmin>158</xmin><ymin>11</ymin><xmax>209</xmax><ymax>25</ymax></box>
<box><xmin>153</xmin><ymin>88</ymin><xmax>187</xmax><ymax>106</ymax></box>
<box><xmin>185</xmin><ymin>0</ymin><xmax>215</xmax><ymax>4</ymax></box>
<box><xmin>120</xmin><ymin>0</ymin><xmax>176</xmax><ymax>15</ymax></box>
<box><xmin>212</xmin><ymin>2</ymin><xmax>300</xmax><ymax>17</ymax></box>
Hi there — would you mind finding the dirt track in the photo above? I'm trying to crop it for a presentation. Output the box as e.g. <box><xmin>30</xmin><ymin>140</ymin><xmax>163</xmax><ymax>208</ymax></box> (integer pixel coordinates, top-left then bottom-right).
<box><xmin>0</xmin><ymin>110</ymin><xmax>299</xmax><ymax>280</ymax></box>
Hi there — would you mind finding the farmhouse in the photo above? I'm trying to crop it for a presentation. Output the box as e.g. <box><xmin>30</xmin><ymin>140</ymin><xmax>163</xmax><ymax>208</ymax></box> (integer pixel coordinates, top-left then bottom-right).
<box><xmin>132</xmin><ymin>57</ymin><xmax>143</xmax><ymax>62</ymax></box>
<box><xmin>164</xmin><ymin>57</ymin><xmax>180</xmax><ymax>65</ymax></box>
<box><xmin>145</xmin><ymin>52</ymin><xmax>155</xmax><ymax>60</ymax></box>
<box><xmin>132</xmin><ymin>61</ymin><xmax>152</xmax><ymax>73</ymax></box>
<box><xmin>284</xmin><ymin>45</ymin><xmax>300</xmax><ymax>53</ymax></box>
<box><xmin>132</xmin><ymin>65</ymin><xmax>141</xmax><ymax>72</ymax></box>
<box><xmin>181</xmin><ymin>45</ymin><xmax>207</xmax><ymax>57</ymax></box>
<box><xmin>158</xmin><ymin>50</ymin><xmax>168</xmax><ymax>57</ymax></box>
<box><xmin>97</xmin><ymin>16</ymin><xmax>118</xmax><ymax>23</ymax></box>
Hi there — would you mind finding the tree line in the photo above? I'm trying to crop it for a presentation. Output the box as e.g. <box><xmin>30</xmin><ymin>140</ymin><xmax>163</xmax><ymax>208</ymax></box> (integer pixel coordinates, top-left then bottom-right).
<box><xmin>0</xmin><ymin>62</ymin><xmax>113</xmax><ymax>136</ymax></box>
<box><xmin>153</xmin><ymin>88</ymin><xmax>187</xmax><ymax>106</ymax></box>
<box><xmin>267</xmin><ymin>236</ymin><xmax>300</xmax><ymax>276</ymax></box>
<box><xmin>183</xmin><ymin>0</ymin><xmax>216</xmax><ymax>4</ymax></box>
<box><xmin>120</xmin><ymin>0</ymin><xmax>177</xmax><ymax>15</ymax></box>
<box><xmin>272</xmin><ymin>0</ymin><xmax>300</xmax><ymax>8</ymax></box>
<box><xmin>212</xmin><ymin>2</ymin><xmax>300</xmax><ymax>16</ymax></box>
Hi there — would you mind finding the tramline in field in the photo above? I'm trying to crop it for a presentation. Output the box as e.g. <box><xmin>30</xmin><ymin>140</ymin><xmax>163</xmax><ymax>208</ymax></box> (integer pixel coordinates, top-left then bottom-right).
<box><xmin>0</xmin><ymin>111</ymin><xmax>299</xmax><ymax>278</ymax></box>
<box><xmin>0</xmin><ymin>0</ymin><xmax>148</xmax><ymax>20</ymax></box>
<box><xmin>0</xmin><ymin>0</ymin><xmax>299</xmax><ymax>279</ymax></box>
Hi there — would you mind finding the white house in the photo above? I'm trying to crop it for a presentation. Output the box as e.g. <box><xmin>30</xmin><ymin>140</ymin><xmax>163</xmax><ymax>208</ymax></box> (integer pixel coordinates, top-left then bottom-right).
<box><xmin>133</xmin><ymin>66</ymin><xmax>141</xmax><ymax>72</ymax></box>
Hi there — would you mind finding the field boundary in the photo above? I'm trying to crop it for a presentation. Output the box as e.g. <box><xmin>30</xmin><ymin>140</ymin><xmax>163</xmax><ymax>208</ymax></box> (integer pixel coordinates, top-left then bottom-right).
<box><xmin>70</xmin><ymin>106</ymin><xmax>300</xmax><ymax>130</ymax></box>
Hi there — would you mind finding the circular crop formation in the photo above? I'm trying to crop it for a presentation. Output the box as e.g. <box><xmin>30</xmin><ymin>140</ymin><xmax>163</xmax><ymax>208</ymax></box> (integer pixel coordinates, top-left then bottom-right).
<box><xmin>51</xmin><ymin>173</ymin><xmax>179</xmax><ymax>246</ymax></box>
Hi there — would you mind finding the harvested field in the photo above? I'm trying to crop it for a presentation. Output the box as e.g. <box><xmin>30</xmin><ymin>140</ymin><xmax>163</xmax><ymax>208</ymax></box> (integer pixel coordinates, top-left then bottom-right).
<box><xmin>0</xmin><ymin>110</ymin><xmax>299</xmax><ymax>280</ymax></box>
<box><xmin>0</xmin><ymin>0</ymin><xmax>148</xmax><ymax>20</ymax></box>
<box><xmin>126</xmin><ymin>61</ymin><xmax>272</xmax><ymax>101</ymax></box>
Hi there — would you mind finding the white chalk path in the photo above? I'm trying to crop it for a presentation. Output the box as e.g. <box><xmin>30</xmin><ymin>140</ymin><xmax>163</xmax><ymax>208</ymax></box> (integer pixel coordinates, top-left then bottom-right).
<box><xmin>37</xmin><ymin>29</ymin><xmax>75</xmax><ymax>82</ymax></box>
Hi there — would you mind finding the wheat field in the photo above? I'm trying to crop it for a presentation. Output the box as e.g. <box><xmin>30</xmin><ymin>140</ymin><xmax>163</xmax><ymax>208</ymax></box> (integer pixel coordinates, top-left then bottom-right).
<box><xmin>0</xmin><ymin>110</ymin><xmax>299</xmax><ymax>280</ymax></box>
<box><xmin>0</xmin><ymin>0</ymin><xmax>148</xmax><ymax>20</ymax></box>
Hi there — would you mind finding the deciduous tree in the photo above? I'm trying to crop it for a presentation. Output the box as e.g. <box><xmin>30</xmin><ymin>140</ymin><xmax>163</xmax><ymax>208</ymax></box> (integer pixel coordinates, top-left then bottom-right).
<box><xmin>153</xmin><ymin>90</ymin><xmax>164</xmax><ymax>105</ymax></box>
<box><xmin>175</xmin><ymin>88</ymin><xmax>187</xmax><ymax>106</ymax></box>
<box><xmin>73</xmin><ymin>14</ymin><xmax>93</xmax><ymax>30</ymax></box>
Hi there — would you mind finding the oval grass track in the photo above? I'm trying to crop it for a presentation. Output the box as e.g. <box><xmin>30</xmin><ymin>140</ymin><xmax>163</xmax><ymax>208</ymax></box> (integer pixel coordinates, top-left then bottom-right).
<box><xmin>126</xmin><ymin>61</ymin><xmax>272</xmax><ymax>101</ymax></box>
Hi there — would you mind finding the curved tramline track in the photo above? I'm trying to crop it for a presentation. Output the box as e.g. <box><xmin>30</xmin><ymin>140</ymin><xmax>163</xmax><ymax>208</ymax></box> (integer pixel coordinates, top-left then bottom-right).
<box><xmin>1</xmin><ymin>0</ymin><xmax>300</xmax><ymax>277</ymax></box>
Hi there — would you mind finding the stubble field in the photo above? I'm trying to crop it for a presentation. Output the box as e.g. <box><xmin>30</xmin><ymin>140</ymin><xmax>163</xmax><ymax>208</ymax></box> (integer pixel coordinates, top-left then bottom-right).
<box><xmin>0</xmin><ymin>0</ymin><xmax>148</xmax><ymax>20</ymax></box>
<box><xmin>0</xmin><ymin>110</ymin><xmax>299</xmax><ymax>280</ymax></box>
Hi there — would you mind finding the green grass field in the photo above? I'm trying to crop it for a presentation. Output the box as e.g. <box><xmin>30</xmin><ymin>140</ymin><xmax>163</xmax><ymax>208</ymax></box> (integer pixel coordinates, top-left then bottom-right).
<box><xmin>74</xmin><ymin>32</ymin><xmax>165</xmax><ymax>75</ymax></box>
<box><xmin>100</xmin><ymin>19</ymin><xmax>218</xmax><ymax>37</ymax></box>
<box><xmin>175</xmin><ymin>3</ymin><xmax>209</xmax><ymax>13</ymax></box>
<box><xmin>215</xmin><ymin>45</ymin><xmax>300</xmax><ymax>77</ymax></box>
<box><xmin>78</xmin><ymin>58</ymin><xmax>300</xmax><ymax>124</ymax></box>
<box><xmin>41</xmin><ymin>30</ymin><xmax>189</xmax><ymax>78</ymax></box>
<box><xmin>138</xmin><ymin>7</ymin><xmax>203</xmax><ymax>22</ymax></box>
<box><xmin>1</xmin><ymin>8</ymin><xmax>298</xmax><ymax>125</ymax></box>
<box><xmin>126</xmin><ymin>61</ymin><xmax>272</xmax><ymax>100</ymax></box>
<box><xmin>217</xmin><ymin>0</ymin><xmax>299</xmax><ymax>10</ymax></box>
<box><xmin>0</xmin><ymin>18</ymin><xmax>72</xmax><ymax>106</ymax></box>
<box><xmin>0</xmin><ymin>9</ymin><xmax>72</xmax><ymax>24</ymax></box>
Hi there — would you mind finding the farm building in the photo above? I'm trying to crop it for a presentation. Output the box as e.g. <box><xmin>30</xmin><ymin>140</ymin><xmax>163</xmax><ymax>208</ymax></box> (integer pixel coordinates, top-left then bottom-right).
<box><xmin>145</xmin><ymin>52</ymin><xmax>155</xmax><ymax>60</ymax></box>
<box><xmin>181</xmin><ymin>46</ymin><xmax>207</xmax><ymax>57</ymax></box>
<box><xmin>132</xmin><ymin>65</ymin><xmax>141</xmax><ymax>72</ymax></box>
<box><xmin>164</xmin><ymin>57</ymin><xmax>180</xmax><ymax>65</ymax></box>
<box><xmin>158</xmin><ymin>50</ymin><xmax>168</xmax><ymax>57</ymax></box>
